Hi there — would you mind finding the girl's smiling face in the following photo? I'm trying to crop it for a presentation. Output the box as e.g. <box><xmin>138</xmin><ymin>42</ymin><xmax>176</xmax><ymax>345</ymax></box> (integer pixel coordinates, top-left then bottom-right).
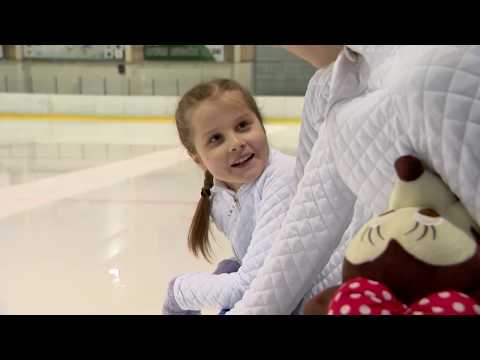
<box><xmin>189</xmin><ymin>90</ymin><xmax>269</xmax><ymax>191</ymax></box>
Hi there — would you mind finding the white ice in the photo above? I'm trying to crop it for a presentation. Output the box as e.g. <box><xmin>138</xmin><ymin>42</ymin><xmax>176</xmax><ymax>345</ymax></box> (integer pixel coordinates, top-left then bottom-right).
<box><xmin>0</xmin><ymin>119</ymin><xmax>300</xmax><ymax>314</ymax></box>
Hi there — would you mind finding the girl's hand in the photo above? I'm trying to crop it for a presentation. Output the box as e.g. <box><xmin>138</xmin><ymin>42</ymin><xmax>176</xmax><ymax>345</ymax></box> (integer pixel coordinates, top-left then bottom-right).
<box><xmin>162</xmin><ymin>278</ymin><xmax>201</xmax><ymax>315</ymax></box>
<box><xmin>213</xmin><ymin>258</ymin><xmax>241</xmax><ymax>275</ymax></box>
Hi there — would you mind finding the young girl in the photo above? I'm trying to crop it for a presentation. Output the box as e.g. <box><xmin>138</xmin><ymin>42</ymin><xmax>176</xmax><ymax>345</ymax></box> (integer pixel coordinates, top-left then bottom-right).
<box><xmin>162</xmin><ymin>79</ymin><xmax>296</xmax><ymax>315</ymax></box>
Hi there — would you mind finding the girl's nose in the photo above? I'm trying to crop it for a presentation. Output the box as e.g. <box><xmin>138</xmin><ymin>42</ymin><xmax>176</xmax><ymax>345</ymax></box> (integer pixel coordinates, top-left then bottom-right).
<box><xmin>229</xmin><ymin>137</ymin><xmax>246</xmax><ymax>152</ymax></box>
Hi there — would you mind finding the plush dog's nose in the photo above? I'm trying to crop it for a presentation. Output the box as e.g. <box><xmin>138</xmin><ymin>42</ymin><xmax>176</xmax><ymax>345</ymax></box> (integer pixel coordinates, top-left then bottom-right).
<box><xmin>395</xmin><ymin>155</ymin><xmax>424</xmax><ymax>182</ymax></box>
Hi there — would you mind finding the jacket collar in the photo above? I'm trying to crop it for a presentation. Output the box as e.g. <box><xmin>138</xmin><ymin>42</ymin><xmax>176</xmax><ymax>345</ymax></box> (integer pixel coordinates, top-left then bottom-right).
<box><xmin>345</xmin><ymin>45</ymin><xmax>401</xmax><ymax>70</ymax></box>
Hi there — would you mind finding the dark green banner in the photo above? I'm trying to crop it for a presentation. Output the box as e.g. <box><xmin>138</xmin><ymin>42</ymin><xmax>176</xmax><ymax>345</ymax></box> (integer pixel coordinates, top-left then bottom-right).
<box><xmin>144</xmin><ymin>45</ymin><xmax>224</xmax><ymax>61</ymax></box>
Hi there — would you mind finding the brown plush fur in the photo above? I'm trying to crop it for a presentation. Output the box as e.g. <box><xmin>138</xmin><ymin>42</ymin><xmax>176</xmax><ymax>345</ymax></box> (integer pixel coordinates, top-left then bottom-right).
<box><xmin>304</xmin><ymin>155</ymin><xmax>480</xmax><ymax>315</ymax></box>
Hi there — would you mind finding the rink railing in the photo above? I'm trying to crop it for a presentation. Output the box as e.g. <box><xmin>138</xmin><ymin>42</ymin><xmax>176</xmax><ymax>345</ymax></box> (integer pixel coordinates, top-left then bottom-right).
<box><xmin>0</xmin><ymin>93</ymin><xmax>303</xmax><ymax>124</ymax></box>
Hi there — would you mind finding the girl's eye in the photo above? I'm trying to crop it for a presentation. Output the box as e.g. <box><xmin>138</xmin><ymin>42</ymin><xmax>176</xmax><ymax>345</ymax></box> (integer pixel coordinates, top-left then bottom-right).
<box><xmin>208</xmin><ymin>134</ymin><xmax>222</xmax><ymax>145</ymax></box>
<box><xmin>237</xmin><ymin>121</ymin><xmax>250</xmax><ymax>131</ymax></box>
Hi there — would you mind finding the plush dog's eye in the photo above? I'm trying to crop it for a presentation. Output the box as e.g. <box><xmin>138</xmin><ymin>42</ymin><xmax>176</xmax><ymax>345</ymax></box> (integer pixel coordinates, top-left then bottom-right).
<box><xmin>360</xmin><ymin>210</ymin><xmax>394</xmax><ymax>246</ymax></box>
<box><xmin>369</xmin><ymin>210</ymin><xmax>395</xmax><ymax>228</ymax></box>
<box><xmin>415</xmin><ymin>208</ymin><xmax>443</xmax><ymax>226</ymax></box>
<box><xmin>378</xmin><ymin>210</ymin><xmax>395</xmax><ymax>217</ymax></box>
<box><xmin>404</xmin><ymin>208</ymin><xmax>444</xmax><ymax>241</ymax></box>
<box><xmin>361</xmin><ymin>225</ymin><xmax>385</xmax><ymax>246</ymax></box>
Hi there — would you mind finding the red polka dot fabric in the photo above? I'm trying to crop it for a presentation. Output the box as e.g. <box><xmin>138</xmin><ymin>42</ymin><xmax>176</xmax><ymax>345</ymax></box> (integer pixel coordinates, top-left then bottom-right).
<box><xmin>328</xmin><ymin>277</ymin><xmax>480</xmax><ymax>315</ymax></box>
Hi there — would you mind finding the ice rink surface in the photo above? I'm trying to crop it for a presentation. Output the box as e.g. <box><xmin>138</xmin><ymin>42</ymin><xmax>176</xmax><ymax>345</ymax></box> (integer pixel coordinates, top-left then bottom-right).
<box><xmin>0</xmin><ymin>119</ymin><xmax>300</xmax><ymax>314</ymax></box>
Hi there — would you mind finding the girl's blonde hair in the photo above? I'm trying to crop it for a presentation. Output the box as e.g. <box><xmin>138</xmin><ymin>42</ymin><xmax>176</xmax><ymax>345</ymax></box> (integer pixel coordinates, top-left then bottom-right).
<box><xmin>175</xmin><ymin>79</ymin><xmax>264</xmax><ymax>262</ymax></box>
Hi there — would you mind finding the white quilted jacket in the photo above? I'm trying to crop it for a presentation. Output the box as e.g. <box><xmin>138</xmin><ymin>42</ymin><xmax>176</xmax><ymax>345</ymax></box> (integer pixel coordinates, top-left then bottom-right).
<box><xmin>228</xmin><ymin>45</ymin><xmax>480</xmax><ymax>315</ymax></box>
<box><xmin>174</xmin><ymin>149</ymin><xmax>296</xmax><ymax>311</ymax></box>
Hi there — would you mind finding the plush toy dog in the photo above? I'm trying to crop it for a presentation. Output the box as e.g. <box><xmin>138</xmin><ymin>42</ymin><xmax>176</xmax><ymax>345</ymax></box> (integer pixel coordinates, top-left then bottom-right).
<box><xmin>304</xmin><ymin>155</ymin><xmax>480</xmax><ymax>315</ymax></box>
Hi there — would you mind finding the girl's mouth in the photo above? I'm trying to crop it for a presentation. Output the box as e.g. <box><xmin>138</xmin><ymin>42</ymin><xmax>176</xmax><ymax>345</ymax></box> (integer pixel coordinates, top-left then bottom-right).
<box><xmin>231</xmin><ymin>154</ymin><xmax>255</xmax><ymax>168</ymax></box>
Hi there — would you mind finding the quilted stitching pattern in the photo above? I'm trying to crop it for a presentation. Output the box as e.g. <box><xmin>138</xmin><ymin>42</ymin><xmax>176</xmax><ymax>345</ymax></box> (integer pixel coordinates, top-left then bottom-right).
<box><xmin>295</xmin><ymin>65</ymin><xmax>334</xmax><ymax>182</ymax></box>
<box><xmin>300</xmin><ymin>200</ymin><xmax>373</xmax><ymax>311</ymax></box>
<box><xmin>229</xmin><ymin>124</ymin><xmax>355</xmax><ymax>314</ymax></box>
<box><xmin>174</xmin><ymin>150</ymin><xmax>296</xmax><ymax>310</ymax></box>
<box><xmin>229</xmin><ymin>45</ymin><xmax>480</xmax><ymax>315</ymax></box>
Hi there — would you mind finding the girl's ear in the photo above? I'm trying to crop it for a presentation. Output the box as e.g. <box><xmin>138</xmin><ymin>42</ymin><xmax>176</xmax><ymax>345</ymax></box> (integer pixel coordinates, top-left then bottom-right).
<box><xmin>189</xmin><ymin>152</ymin><xmax>207</xmax><ymax>171</ymax></box>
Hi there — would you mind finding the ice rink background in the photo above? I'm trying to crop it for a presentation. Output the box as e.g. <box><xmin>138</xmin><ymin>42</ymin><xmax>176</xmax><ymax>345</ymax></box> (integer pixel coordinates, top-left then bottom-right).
<box><xmin>0</xmin><ymin>118</ymin><xmax>300</xmax><ymax>314</ymax></box>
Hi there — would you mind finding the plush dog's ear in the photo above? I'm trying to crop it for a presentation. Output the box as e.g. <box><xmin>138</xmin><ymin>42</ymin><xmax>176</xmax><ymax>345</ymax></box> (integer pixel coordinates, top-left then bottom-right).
<box><xmin>389</xmin><ymin>155</ymin><xmax>457</xmax><ymax>213</ymax></box>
